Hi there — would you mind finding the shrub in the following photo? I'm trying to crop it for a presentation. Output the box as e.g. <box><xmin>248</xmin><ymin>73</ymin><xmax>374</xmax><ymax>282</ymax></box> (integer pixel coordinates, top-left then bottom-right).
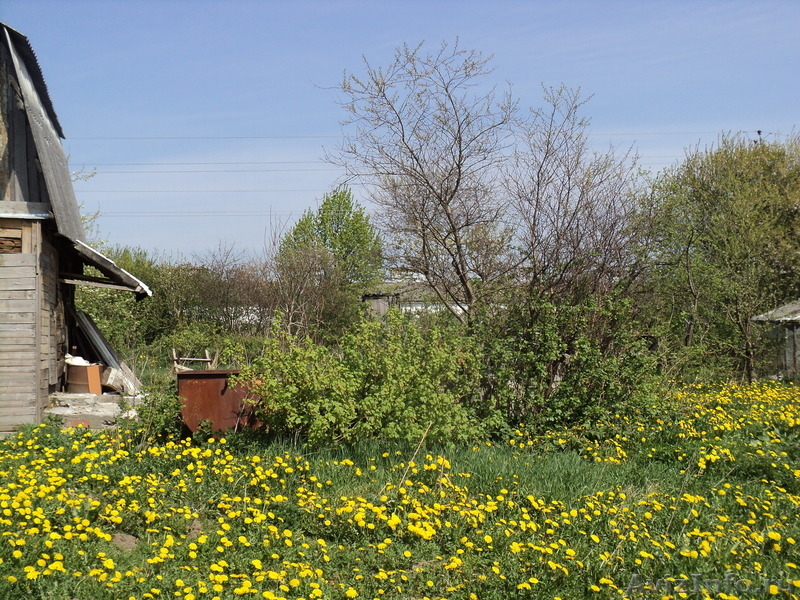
<box><xmin>473</xmin><ymin>294</ymin><xmax>659</xmax><ymax>432</ymax></box>
<box><xmin>127</xmin><ymin>386</ymin><xmax>184</xmax><ymax>442</ymax></box>
<box><xmin>238</xmin><ymin>311</ymin><xmax>483</xmax><ymax>445</ymax></box>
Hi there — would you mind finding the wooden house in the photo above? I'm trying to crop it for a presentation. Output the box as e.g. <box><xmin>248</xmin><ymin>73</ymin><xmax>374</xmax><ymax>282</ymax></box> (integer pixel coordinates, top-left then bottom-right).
<box><xmin>0</xmin><ymin>23</ymin><xmax>151</xmax><ymax>433</ymax></box>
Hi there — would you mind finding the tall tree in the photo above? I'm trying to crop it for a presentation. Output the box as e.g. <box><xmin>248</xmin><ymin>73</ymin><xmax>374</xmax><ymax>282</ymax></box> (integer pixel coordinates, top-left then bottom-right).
<box><xmin>279</xmin><ymin>187</ymin><xmax>383</xmax><ymax>289</ymax></box>
<box><xmin>640</xmin><ymin>134</ymin><xmax>800</xmax><ymax>380</ymax></box>
<box><xmin>332</xmin><ymin>40</ymin><xmax>517</xmax><ymax>323</ymax></box>
<box><xmin>505</xmin><ymin>85</ymin><xmax>643</xmax><ymax>301</ymax></box>
<box><xmin>273</xmin><ymin>187</ymin><xmax>382</xmax><ymax>340</ymax></box>
<box><xmin>332</xmin><ymin>42</ymin><xmax>646</xmax><ymax>322</ymax></box>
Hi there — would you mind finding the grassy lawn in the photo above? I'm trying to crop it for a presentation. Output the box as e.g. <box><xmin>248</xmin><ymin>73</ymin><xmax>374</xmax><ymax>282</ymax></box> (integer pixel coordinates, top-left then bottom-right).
<box><xmin>0</xmin><ymin>383</ymin><xmax>798</xmax><ymax>599</ymax></box>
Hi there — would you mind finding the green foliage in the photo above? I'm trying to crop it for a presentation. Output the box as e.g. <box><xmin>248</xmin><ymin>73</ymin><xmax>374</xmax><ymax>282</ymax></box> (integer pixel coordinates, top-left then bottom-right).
<box><xmin>238</xmin><ymin>311</ymin><xmax>483</xmax><ymax>445</ymax></box>
<box><xmin>339</xmin><ymin>312</ymin><xmax>483</xmax><ymax>442</ymax></box>
<box><xmin>160</xmin><ymin>322</ymin><xmax>220</xmax><ymax>361</ymax></box>
<box><xmin>126</xmin><ymin>386</ymin><xmax>184</xmax><ymax>442</ymax></box>
<box><xmin>279</xmin><ymin>186</ymin><xmax>383</xmax><ymax>289</ymax></box>
<box><xmin>75</xmin><ymin>247</ymin><xmax>198</xmax><ymax>352</ymax></box>
<box><xmin>640</xmin><ymin>134</ymin><xmax>800</xmax><ymax>380</ymax></box>
<box><xmin>473</xmin><ymin>294</ymin><xmax>659</xmax><ymax>433</ymax></box>
<box><xmin>76</xmin><ymin>246</ymin><xmax>273</xmax><ymax>376</ymax></box>
<box><xmin>274</xmin><ymin>187</ymin><xmax>383</xmax><ymax>342</ymax></box>
<box><xmin>3</xmin><ymin>383</ymin><xmax>798</xmax><ymax>600</ymax></box>
<box><xmin>75</xmin><ymin>283</ymin><xmax>141</xmax><ymax>351</ymax></box>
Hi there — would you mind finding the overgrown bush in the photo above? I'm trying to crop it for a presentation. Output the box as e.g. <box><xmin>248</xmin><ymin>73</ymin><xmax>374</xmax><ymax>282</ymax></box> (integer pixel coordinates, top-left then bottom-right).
<box><xmin>125</xmin><ymin>386</ymin><xmax>184</xmax><ymax>443</ymax></box>
<box><xmin>238</xmin><ymin>311</ymin><xmax>484</xmax><ymax>445</ymax></box>
<box><xmin>473</xmin><ymin>293</ymin><xmax>659</xmax><ymax>433</ymax></box>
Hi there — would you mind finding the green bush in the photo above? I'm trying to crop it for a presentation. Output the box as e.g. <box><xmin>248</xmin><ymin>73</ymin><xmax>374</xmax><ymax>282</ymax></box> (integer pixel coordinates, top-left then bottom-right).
<box><xmin>124</xmin><ymin>386</ymin><xmax>184</xmax><ymax>443</ymax></box>
<box><xmin>473</xmin><ymin>294</ymin><xmax>659</xmax><ymax>432</ymax></box>
<box><xmin>238</xmin><ymin>311</ymin><xmax>483</xmax><ymax>445</ymax></box>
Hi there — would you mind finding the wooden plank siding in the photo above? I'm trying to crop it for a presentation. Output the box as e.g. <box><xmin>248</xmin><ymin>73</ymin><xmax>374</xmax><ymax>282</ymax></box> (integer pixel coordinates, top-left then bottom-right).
<box><xmin>1</xmin><ymin>39</ymin><xmax>48</xmax><ymax>432</ymax></box>
<box><xmin>39</xmin><ymin>235</ymin><xmax>60</xmax><ymax>402</ymax></box>
<box><xmin>0</xmin><ymin>288</ymin><xmax>35</xmax><ymax>300</ymax></box>
<box><xmin>0</xmin><ymin>411</ymin><xmax>37</xmax><ymax>429</ymax></box>
<box><xmin>0</xmin><ymin>224</ymin><xmax>39</xmax><ymax>431</ymax></box>
<box><xmin>0</xmin><ymin>27</ymin><xmax>149</xmax><ymax>431</ymax></box>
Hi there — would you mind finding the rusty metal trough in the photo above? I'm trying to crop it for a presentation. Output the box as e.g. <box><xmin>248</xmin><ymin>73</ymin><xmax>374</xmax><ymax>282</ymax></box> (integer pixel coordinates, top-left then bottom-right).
<box><xmin>177</xmin><ymin>370</ymin><xmax>257</xmax><ymax>433</ymax></box>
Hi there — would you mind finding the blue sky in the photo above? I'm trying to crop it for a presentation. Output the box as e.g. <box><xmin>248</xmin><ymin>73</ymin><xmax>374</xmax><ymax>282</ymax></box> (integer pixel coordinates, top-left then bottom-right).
<box><xmin>2</xmin><ymin>0</ymin><xmax>798</xmax><ymax>256</ymax></box>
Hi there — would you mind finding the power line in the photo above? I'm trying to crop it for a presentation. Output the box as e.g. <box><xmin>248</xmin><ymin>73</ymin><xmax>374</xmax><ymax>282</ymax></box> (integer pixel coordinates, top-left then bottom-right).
<box><xmin>70</xmin><ymin>161</ymin><xmax>329</xmax><ymax>166</ymax></box>
<box><xmin>92</xmin><ymin>168</ymin><xmax>340</xmax><ymax>174</ymax></box>
<box><xmin>101</xmin><ymin>212</ymin><xmax>298</xmax><ymax>218</ymax></box>
<box><xmin>590</xmin><ymin>130</ymin><xmax>729</xmax><ymax>137</ymax></box>
<box><xmin>85</xmin><ymin>159</ymin><xmax>686</xmax><ymax>174</ymax></box>
<box><xmin>95</xmin><ymin>209</ymin><xmax>379</xmax><ymax>218</ymax></box>
<box><xmin>76</xmin><ymin>189</ymin><xmax>335</xmax><ymax>193</ymax></box>
<box><xmin>64</xmin><ymin>129</ymin><xmax>769</xmax><ymax>141</ymax></box>
<box><xmin>68</xmin><ymin>135</ymin><xmax>340</xmax><ymax>140</ymax></box>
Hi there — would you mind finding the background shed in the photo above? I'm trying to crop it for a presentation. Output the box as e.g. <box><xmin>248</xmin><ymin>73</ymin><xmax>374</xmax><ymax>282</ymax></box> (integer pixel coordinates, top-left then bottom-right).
<box><xmin>753</xmin><ymin>300</ymin><xmax>800</xmax><ymax>380</ymax></box>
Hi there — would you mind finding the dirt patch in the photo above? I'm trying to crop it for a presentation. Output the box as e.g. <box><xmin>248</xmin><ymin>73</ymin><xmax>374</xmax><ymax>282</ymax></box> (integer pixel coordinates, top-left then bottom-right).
<box><xmin>111</xmin><ymin>532</ymin><xmax>139</xmax><ymax>552</ymax></box>
<box><xmin>187</xmin><ymin>518</ymin><xmax>203</xmax><ymax>539</ymax></box>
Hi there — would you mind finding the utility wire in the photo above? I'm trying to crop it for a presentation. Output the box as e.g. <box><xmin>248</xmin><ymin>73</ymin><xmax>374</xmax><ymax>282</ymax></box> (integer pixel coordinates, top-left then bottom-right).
<box><xmin>92</xmin><ymin>169</ymin><xmax>340</xmax><ymax>174</ymax></box>
<box><xmin>65</xmin><ymin>130</ymin><xmax>756</xmax><ymax>140</ymax></box>
<box><xmin>68</xmin><ymin>135</ymin><xmax>340</xmax><ymax>140</ymax></box>
<box><xmin>76</xmin><ymin>189</ymin><xmax>336</xmax><ymax>193</ymax></box>
<box><xmin>70</xmin><ymin>161</ymin><xmax>329</xmax><ymax>166</ymax></box>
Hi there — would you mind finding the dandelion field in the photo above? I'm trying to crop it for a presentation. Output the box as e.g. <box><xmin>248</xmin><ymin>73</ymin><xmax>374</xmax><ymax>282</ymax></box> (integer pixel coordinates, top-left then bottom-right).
<box><xmin>1</xmin><ymin>383</ymin><xmax>799</xmax><ymax>600</ymax></box>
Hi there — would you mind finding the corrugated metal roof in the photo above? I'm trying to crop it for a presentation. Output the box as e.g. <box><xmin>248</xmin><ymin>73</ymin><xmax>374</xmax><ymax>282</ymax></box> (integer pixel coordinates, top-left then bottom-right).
<box><xmin>72</xmin><ymin>241</ymin><xmax>153</xmax><ymax>298</ymax></box>
<box><xmin>4</xmin><ymin>24</ymin><xmax>85</xmax><ymax>242</ymax></box>
<box><xmin>1</xmin><ymin>23</ymin><xmax>63</xmax><ymax>138</ymax></box>
<box><xmin>753</xmin><ymin>301</ymin><xmax>800</xmax><ymax>323</ymax></box>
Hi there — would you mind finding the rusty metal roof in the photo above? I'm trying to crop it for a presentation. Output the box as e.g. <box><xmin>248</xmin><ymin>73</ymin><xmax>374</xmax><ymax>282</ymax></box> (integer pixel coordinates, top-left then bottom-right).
<box><xmin>753</xmin><ymin>301</ymin><xmax>800</xmax><ymax>323</ymax></box>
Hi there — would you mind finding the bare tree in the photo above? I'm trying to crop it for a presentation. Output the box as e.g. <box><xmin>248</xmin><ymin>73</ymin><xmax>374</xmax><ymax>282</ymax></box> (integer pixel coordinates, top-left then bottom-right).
<box><xmin>331</xmin><ymin>40</ymin><xmax>518</xmax><ymax>323</ymax></box>
<box><xmin>333</xmin><ymin>43</ymin><xmax>644</xmax><ymax>320</ymax></box>
<box><xmin>505</xmin><ymin>86</ymin><xmax>643</xmax><ymax>300</ymax></box>
<box><xmin>191</xmin><ymin>243</ymin><xmax>274</xmax><ymax>336</ymax></box>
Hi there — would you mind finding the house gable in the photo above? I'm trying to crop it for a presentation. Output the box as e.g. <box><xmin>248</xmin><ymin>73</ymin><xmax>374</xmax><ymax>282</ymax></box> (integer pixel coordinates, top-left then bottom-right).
<box><xmin>0</xmin><ymin>22</ymin><xmax>150</xmax><ymax>432</ymax></box>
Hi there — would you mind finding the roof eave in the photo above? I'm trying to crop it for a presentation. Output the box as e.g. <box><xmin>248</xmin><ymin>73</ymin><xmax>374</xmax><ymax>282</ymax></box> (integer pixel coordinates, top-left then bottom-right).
<box><xmin>72</xmin><ymin>240</ymin><xmax>153</xmax><ymax>298</ymax></box>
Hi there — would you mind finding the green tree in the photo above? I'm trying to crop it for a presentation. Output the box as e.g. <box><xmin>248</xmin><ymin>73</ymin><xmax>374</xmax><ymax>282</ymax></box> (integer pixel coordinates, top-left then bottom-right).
<box><xmin>273</xmin><ymin>188</ymin><xmax>382</xmax><ymax>341</ymax></box>
<box><xmin>639</xmin><ymin>134</ymin><xmax>800</xmax><ymax>380</ymax></box>
<box><xmin>279</xmin><ymin>187</ymin><xmax>383</xmax><ymax>289</ymax></box>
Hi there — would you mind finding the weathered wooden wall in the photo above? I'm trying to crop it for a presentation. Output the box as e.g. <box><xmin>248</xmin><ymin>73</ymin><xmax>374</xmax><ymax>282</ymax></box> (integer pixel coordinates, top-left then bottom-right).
<box><xmin>0</xmin><ymin>220</ymin><xmax>39</xmax><ymax>430</ymax></box>
<box><xmin>1</xmin><ymin>37</ymin><xmax>43</xmax><ymax>207</ymax></box>
<box><xmin>0</xmin><ymin>34</ymin><xmax>60</xmax><ymax>432</ymax></box>
<box><xmin>40</xmin><ymin>236</ymin><xmax>63</xmax><ymax>402</ymax></box>
<box><xmin>782</xmin><ymin>324</ymin><xmax>799</xmax><ymax>381</ymax></box>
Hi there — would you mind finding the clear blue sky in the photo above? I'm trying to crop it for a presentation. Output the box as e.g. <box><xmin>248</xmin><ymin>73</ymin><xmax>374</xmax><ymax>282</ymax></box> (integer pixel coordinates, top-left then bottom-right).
<box><xmin>2</xmin><ymin>0</ymin><xmax>798</xmax><ymax>256</ymax></box>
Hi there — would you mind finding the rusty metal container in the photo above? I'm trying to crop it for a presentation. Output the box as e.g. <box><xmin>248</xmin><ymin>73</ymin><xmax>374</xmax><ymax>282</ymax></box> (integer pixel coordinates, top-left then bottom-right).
<box><xmin>177</xmin><ymin>370</ymin><xmax>257</xmax><ymax>433</ymax></box>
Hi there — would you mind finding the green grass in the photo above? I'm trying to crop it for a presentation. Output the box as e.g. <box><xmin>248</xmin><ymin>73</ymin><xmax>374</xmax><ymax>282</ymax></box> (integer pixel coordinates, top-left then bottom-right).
<box><xmin>0</xmin><ymin>382</ymin><xmax>798</xmax><ymax>599</ymax></box>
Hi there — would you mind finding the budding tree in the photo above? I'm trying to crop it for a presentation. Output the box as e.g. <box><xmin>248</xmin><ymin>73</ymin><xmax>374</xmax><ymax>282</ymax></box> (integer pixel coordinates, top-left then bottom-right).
<box><xmin>331</xmin><ymin>41</ymin><xmax>518</xmax><ymax>323</ymax></box>
<box><xmin>333</xmin><ymin>41</ymin><xmax>647</xmax><ymax>325</ymax></box>
<box><xmin>505</xmin><ymin>86</ymin><xmax>643</xmax><ymax>301</ymax></box>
